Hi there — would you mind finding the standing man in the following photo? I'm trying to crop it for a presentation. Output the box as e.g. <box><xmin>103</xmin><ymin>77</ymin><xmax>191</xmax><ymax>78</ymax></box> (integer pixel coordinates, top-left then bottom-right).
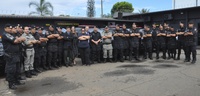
<box><xmin>90</xmin><ymin>26</ymin><xmax>102</xmax><ymax>64</ymax></box>
<box><xmin>102</xmin><ymin>26</ymin><xmax>113</xmax><ymax>63</ymax></box>
<box><xmin>122</xmin><ymin>24</ymin><xmax>130</xmax><ymax>60</ymax></box>
<box><xmin>157</xmin><ymin>25</ymin><xmax>167</xmax><ymax>59</ymax></box>
<box><xmin>78</xmin><ymin>28</ymin><xmax>91</xmax><ymax>66</ymax></box>
<box><xmin>2</xmin><ymin>24</ymin><xmax>25</xmax><ymax>89</ymax></box>
<box><xmin>166</xmin><ymin>26</ymin><xmax>177</xmax><ymax>60</ymax></box>
<box><xmin>184</xmin><ymin>21</ymin><xmax>197</xmax><ymax>64</ymax></box>
<box><xmin>63</xmin><ymin>27</ymin><xmax>74</xmax><ymax>67</ymax></box>
<box><xmin>57</xmin><ymin>27</ymin><xmax>64</xmax><ymax>67</ymax></box>
<box><xmin>31</xmin><ymin>25</ymin><xmax>42</xmax><ymax>73</ymax></box>
<box><xmin>47</xmin><ymin>25</ymin><xmax>60</xmax><ymax>69</ymax></box>
<box><xmin>176</xmin><ymin>22</ymin><xmax>186</xmax><ymax>60</ymax></box>
<box><xmin>143</xmin><ymin>25</ymin><xmax>153</xmax><ymax>60</ymax></box>
<box><xmin>113</xmin><ymin>24</ymin><xmax>124</xmax><ymax>62</ymax></box>
<box><xmin>152</xmin><ymin>23</ymin><xmax>159</xmax><ymax>59</ymax></box>
<box><xmin>21</xmin><ymin>25</ymin><xmax>38</xmax><ymax>78</ymax></box>
<box><xmin>130</xmin><ymin>23</ymin><xmax>141</xmax><ymax>61</ymax></box>
<box><xmin>38</xmin><ymin>27</ymin><xmax>49</xmax><ymax>70</ymax></box>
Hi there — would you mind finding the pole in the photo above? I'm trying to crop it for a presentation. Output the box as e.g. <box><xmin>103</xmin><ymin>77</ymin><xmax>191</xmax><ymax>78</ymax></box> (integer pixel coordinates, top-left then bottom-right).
<box><xmin>101</xmin><ymin>0</ymin><xmax>103</xmax><ymax>17</ymax></box>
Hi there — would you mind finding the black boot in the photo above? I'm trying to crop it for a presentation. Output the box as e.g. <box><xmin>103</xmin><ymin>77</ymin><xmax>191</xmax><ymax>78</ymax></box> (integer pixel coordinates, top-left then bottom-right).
<box><xmin>103</xmin><ymin>58</ymin><xmax>107</xmax><ymax>63</ymax></box>
<box><xmin>109</xmin><ymin>58</ymin><xmax>113</xmax><ymax>63</ymax></box>
<box><xmin>15</xmin><ymin>80</ymin><xmax>25</xmax><ymax>85</ymax></box>
<box><xmin>9</xmin><ymin>82</ymin><xmax>17</xmax><ymax>90</ymax></box>
<box><xmin>25</xmin><ymin>71</ymin><xmax>32</xmax><ymax>78</ymax></box>
<box><xmin>30</xmin><ymin>70</ymin><xmax>38</xmax><ymax>76</ymax></box>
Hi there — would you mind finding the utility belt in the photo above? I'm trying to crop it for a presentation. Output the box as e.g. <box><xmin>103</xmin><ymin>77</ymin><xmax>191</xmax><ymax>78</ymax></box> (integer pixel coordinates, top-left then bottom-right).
<box><xmin>103</xmin><ymin>43</ymin><xmax>112</xmax><ymax>45</ymax></box>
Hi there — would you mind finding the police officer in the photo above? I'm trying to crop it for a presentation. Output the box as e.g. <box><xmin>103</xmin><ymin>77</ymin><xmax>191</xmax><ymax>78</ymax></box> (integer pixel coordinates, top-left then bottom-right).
<box><xmin>166</xmin><ymin>26</ymin><xmax>177</xmax><ymax>60</ymax></box>
<box><xmin>184</xmin><ymin>21</ymin><xmax>197</xmax><ymax>64</ymax></box>
<box><xmin>130</xmin><ymin>23</ymin><xmax>141</xmax><ymax>61</ymax></box>
<box><xmin>152</xmin><ymin>23</ymin><xmax>159</xmax><ymax>59</ymax></box>
<box><xmin>90</xmin><ymin>26</ymin><xmax>102</xmax><ymax>64</ymax></box>
<box><xmin>56</xmin><ymin>27</ymin><xmax>64</xmax><ymax>67</ymax></box>
<box><xmin>63</xmin><ymin>27</ymin><xmax>74</xmax><ymax>67</ymax></box>
<box><xmin>157</xmin><ymin>24</ymin><xmax>167</xmax><ymax>59</ymax></box>
<box><xmin>47</xmin><ymin>25</ymin><xmax>60</xmax><ymax>69</ymax></box>
<box><xmin>38</xmin><ymin>27</ymin><xmax>49</xmax><ymax>70</ymax></box>
<box><xmin>2</xmin><ymin>24</ymin><xmax>25</xmax><ymax>89</ymax></box>
<box><xmin>122</xmin><ymin>24</ymin><xmax>130</xmax><ymax>60</ymax></box>
<box><xmin>143</xmin><ymin>25</ymin><xmax>153</xmax><ymax>60</ymax></box>
<box><xmin>21</xmin><ymin>25</ymin><xmax>38</xmax><ymax>78</ymax></box>
<box><xmin>102</xmin><ymin>26</ymin><xmax>113</xmax><ymax>63</ymax></box>
<box><xmin>176</xmin><ymin>22</ymin><xmax>186</xmax><ymax>60</ymax></box>
<box><xmin>78</xmin><ymin>28</ymin><xmax>91</xmax><ymax>66</ymax></box>
<box><xmin>31</xmin><ymin>25</ymin><xmax>42</xmax><ymax>73</ymax></box>
<box><xmin>113</xmin><ymin>24</ymin><xmax>124</xmax><ymax>62</ymax></box>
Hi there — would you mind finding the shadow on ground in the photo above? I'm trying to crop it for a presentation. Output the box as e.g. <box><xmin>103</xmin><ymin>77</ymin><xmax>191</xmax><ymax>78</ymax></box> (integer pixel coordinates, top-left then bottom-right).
<box><xmin>14</xmin><ymin>77</ymin><xmax>82</xmax><ymax>96</ymax></box>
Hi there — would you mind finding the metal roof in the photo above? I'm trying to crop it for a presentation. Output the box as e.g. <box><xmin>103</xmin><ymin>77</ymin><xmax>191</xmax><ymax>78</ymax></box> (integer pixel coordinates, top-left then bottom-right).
<box><xmin>0</xmin><ymin>14</ymin><xmax>140</xmax><ymax>22</ymax></box>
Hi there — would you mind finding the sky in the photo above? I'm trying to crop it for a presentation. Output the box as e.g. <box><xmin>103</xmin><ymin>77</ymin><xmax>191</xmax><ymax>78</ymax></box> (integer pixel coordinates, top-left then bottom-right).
<box><xmin>0</xmin><ymin>0</ymin><xmax>173</xmax><ymax>17</ymax></box>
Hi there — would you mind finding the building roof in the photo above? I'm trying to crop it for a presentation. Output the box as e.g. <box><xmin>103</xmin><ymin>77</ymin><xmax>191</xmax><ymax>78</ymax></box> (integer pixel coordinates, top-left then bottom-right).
<box><xmin>0</xmin><ymin>14</ymin><xmax>140</xmax><ymax>22</ymax></box>
<box><xmin>119</xmin><ymin>6</ymin><xmax>200</xmax><ymax>18</ymax></box>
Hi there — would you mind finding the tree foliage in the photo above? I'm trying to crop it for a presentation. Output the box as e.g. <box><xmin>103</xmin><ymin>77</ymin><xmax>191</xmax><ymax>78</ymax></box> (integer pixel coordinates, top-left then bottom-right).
<box><xmin>102</xmin><ymin>13</ymin><xmax>112</xmax><ymax>18</ymax></box>
<box><xmin>111</xmin><ymin>1</ymin><xmax>134</xmax><ymax>15</ymax></box>
<box><xmin>29</xmin><ymin>0</ymin><xmax>53</xmax><ymax>16</ymax></box>
<box><xmin>139</xmin><ymin>8</ymin><xmax>150</xmax><ymax>14</ymax></box>
<box><xmin>87</xmin><ymin>0</ymin><xmax>95</xmax><ymax>17</ymax></box>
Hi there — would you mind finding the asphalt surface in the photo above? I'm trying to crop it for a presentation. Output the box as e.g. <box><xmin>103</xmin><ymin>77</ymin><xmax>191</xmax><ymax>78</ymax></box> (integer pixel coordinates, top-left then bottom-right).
<box><xmin>0</xmin><ymin>50</ymin><xmax>200</xmax><ymax>96</ymax></box>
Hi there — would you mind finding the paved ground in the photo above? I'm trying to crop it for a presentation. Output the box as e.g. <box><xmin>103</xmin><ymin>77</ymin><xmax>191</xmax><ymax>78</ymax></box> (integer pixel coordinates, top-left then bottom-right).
<box><xmin>0</xmin><ymin>50</ymin><xmax>200</xmax><ymax>96</ymax></box>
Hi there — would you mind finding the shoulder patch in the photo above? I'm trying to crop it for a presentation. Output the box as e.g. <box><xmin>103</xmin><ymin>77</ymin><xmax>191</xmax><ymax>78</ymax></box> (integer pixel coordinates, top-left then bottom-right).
<box><xmin>5</xmin><ymin>33</ymin><xmax>14</xmax><ymax>40</ymax></box>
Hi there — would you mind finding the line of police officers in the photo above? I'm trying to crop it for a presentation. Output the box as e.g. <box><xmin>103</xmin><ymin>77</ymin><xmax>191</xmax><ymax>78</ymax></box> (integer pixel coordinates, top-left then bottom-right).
<box><xmin>2</xmin><ymin>20</ymin><xmax>197</xmax><ymax>90</ymax></box>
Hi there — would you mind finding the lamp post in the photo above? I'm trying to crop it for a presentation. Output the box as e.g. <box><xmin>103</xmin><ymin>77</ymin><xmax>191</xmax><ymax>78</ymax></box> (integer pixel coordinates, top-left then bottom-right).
<box><xmin>101</xmin><ymin>0</ymin><xmax>103</xmax><ymax>17</ymax></box>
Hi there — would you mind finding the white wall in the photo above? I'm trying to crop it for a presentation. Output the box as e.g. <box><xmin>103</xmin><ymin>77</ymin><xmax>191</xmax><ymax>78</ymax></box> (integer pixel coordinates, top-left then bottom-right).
<box><xmin>173</xmin><ymin>0</ymin><xmax>200</xmax><ymax>9</ymax></box>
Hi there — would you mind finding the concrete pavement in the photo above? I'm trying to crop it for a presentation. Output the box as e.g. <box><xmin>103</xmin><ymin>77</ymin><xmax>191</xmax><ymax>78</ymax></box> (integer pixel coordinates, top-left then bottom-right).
<box><xmin>0</xmin><ymin>50</ymin><xmax>200</xmax><ymax>96</ymax></box>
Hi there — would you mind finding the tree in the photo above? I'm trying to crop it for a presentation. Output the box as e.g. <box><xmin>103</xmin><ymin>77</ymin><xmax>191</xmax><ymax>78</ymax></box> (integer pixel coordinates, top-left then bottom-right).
<box><xmin>111</xmin><ymin>1</ymin><xmax>134</xmax><ymax>16</ymax></box>
<box><xmin>29</xmin><ymin>0</ymin><xmax>53</xmax><ymax>16</ymax></box>
<box><xmin>139</xmin><ymin>8</ymin><xmax>150</xmax><ymax>14</ymax></box>
<box><xmin>102</xmin><ymin>13</ymin><xmax>112</xmax><ymax>18</ymax></box>
<box><xmin>87</xmin><ymin>0</ymin><xmax>95</xmax><ymax>17</ymax></box>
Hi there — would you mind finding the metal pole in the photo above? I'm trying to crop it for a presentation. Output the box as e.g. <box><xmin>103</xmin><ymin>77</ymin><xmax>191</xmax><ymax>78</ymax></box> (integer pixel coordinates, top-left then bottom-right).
<box><xmin>101</xmin><ymin>0</ymin><xmax>103</xmax><ymax>17</ymax></box>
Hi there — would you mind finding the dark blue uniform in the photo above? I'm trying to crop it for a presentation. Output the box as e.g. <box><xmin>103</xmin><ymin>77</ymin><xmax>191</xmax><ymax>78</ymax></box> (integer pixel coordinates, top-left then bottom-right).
<box><xmin>143</xmin><ymin>30</ymin><xmax>153</xmax><ymax>59</ymax></box>
<box><xmin>62</xmin><ymin>31</ymin><xmax>73</xmax><ymax>66</ymax></box>
<box><xmin>113</xmin><ymin>29</ymin><xmax>124</xmax><ymax>62</ymax></box>
<box><xmin>47</xmin><ymin>31</ymin><xmax>58</xmax><ymax>69</ymax></box>
<box><xmin>176</xmin><ymin>27</ymin><xmax>186</xmax><ymax>60</ymax></box>
<box><xmin>152</xmin><ymin>28</ymin><xmax>159</xmax><ymax>59</ymax></box>
<box><xmin>166</xmin><ymin>30</ymin><xmax>177</xmax><ymax>59</ymax></box>
<box><xmin>184</xmin><ymin>28</ymin><xmax>197</xmax><ymax>63</ymax></box>
<box><xmin>130</xmin><ymin>28</ymin><xmax>140</xmax><ymax>60</ymax></box>
<box><xmin>2</xmin><ymin>32</ymin><xmax>20</xmax><ymax>89</ymax></box>
<box><xmin>122</xmin><ymin>28</ymin><xmax>130</xmax><ymax>60</ymax></box>
<box><xmin>32</xmin><ymin>32</ymin><xmax>41</xmax><ymax>72</ymax></box>
<box><xmin>158</xmin><ymin>29</ymin><xmax>167</xmax><ymax>59</ymax></box>
<box><xmin>57</xmin><ymin>32</ymin><xmax>64</xmax><ymax>67</ymax></box>
<box><xmin>90</xmin><ymin>31</ymin><xmax>102</xmax><ymax>63</ymax></box>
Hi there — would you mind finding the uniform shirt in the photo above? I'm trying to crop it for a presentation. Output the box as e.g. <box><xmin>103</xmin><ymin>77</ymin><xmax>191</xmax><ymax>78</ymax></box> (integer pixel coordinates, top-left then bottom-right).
<box><xmin>152</xmin><ymin>28</ymin><xmax>158</xmax><ymax>41</ymax></box>
<box><xmin>48</xmin><ymin>30</ymin><xmax>58</xmax><ymax>45</ymax></box>
<box><xmin>38</xmin><ymin>33</ymin><xmax>47</xmax><ymax>48</ymax></box>
<box><xmin>102</xmin><ymin>31</ymin><xmax>112</xmax><ymax>44</ymax></box>
<box><xmin>158</xmin><ymin>29</ymin><xmax>166</xmax><ymax>45</ymax></box>
<box><xmin>21</xmin><ymin>32</ymin><xmax>36</xmax><ymax>48</ymax></box>
<box><xmin>90</xmin><ymin>31</ymin><xmax>102</xmax><ymax>44</ymax></box>
<box><xmin>167</xmin><ymin>30</ymin><xmax>176</xmax><ymax>46</ymax></box>
<box><xmin>62</xmin><ymin>31</ymin><xmax>73</xmax><ymax>49</ymax></box>
<box><xmin>113</xmin><ymin>29</ymin><xmax>124</xmax><ymax>49</ymax></box>
<box><xmin>32</xmin><ymin>32</ymin><xmax>40</xmax><ymax>50</ymax></box>
<box><xmin>130</xmin><ymin>28</ymin><xmax>140</xmax><ymax>43</ymax></box>
<box><xmin>2</xmin><ymin>32</ymin><xmax>20</xmax><ymax>53</ymax></box>
<box><xmin>78</xmin><ymin>32</ymin><xmax>90</xmax><ymax>48</ymax></box>
<box><xmin>185</xmin><ymin>28</ymin><xmax>197</xmax><ymax>46</ymax></box>
<box><xmin>58</xmin><ymin>32</ymin><xmax>64</xmax><ymax>49</ymax></box>
<box><xmin>177</xmin><ymin>27</ymin><xmax>186</xmax><ymax>41</ymax></box>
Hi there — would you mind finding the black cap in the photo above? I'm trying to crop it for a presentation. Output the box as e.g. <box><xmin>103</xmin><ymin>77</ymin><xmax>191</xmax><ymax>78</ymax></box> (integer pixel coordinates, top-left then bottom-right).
<box><xmin>38</xmin><ymin>27</ymin><xmax>44</xmax><ymax>30</ymax></box>
<box><xmin>30</xmin><ymin>25</ymin><xmax>36</xmax><ymax>29</ymax></box>
<box><xmin>4</xmin><ymin>24</ymin><xmax>12</xmax><ymax>28</ymax></box>
<box><xmin>188</xmin><ymin>21</ymin><xmax>194</xmax><ymax>24</ymax></box>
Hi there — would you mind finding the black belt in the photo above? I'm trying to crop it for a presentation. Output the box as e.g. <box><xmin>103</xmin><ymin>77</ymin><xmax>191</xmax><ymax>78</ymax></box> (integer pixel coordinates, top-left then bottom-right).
<box><xmin>26</xmin><ymin>47</ymin><xmax>33</xmax><ymax>49</ymax></box>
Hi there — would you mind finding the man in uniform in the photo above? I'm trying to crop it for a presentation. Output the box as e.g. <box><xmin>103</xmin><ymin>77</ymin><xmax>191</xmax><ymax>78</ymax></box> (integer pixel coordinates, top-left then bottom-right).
<box><xmin>113</xmin><ymin>24</ymin><xmax>124</xmax><ymax>62</ymax></box>
<box><xmin>57</xmin><ymin>27</ymin><xmax>64</xmax><ymax>67</ymax></box>
<box><xmin>130</xmin><ymin>23</ymin><xmax>141</xmax><ymax>61</ymax></box>
<box><xmin>157</xmin><ymin>24</ymin><xmax>167</xmax><ymax>59</ymax></box>
<box><xmin>37</xmin><ymin>27</ymin><xmax>49</xmax><ymax>70</ymax></box>
<box><xmin>176</xmin><ymin>22</ymin><xmax>186</xmax><ymax>60</ymax></box>
<box><xmin>166</xmin><ymin>26</ymin><xmax>177</xmax><ymax>60</ymax></box>
<box><xmin>152</xmin><ymin>23</ymin><xmax>159</xmax><ymax>59</ymax></box>
<box><xmin>184</xmin><ymin>21</ymin><xmax>197</xmax><ymax>64</ymax></box>
<box><xmin>47</xmin><ymin>25</ymin><xmax>60</xmax><ymax>69</ymax></box>
<box><xmin>90</xmin><ymin>26</ymin><xmax>102</xmax><ymax>64</ymax></box>
<box><xmin>122</xmin><ymin>24</ymin><xmax>130</xmax><ymax>60</ymax></box>
<box><xmin>143</xmin><ymin>25</ymin><xmax>153</xmax><ymax>60</ymax></box>
<box><xmin>31</xmin><ymin>25</ymin><xmax>42</xmax><ymax>73</ymax></box>
<box><xmin>21</xmin><ymin>25</ymin><xmax>38</xmax><ymax>78</ymax></box>
<box><xmin>2</xmin><ymin>24</ymin><xmax>25</xmax><ymax>89</ymax></box>
<box><xmin>102</xmin><ymin>26</ymin><xmax>113</xmax><ymax>63</ymax></box>
<box><xmin>63</xmin><ymin>27</ymin><xmax>74</xmax><ymax>67</ymax></box>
